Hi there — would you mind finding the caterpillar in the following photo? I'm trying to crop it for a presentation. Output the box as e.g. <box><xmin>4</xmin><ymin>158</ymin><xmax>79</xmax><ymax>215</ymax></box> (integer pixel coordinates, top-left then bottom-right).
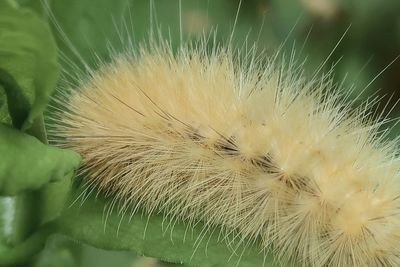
<box><xmin>46</xmin><ymin>1</ymin><xmax>400</xmax><ymax>267</ymax></box>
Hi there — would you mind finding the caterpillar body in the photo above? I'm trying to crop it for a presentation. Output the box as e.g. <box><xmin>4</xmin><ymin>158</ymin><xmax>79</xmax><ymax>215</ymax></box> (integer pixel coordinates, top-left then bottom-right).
<box><xmin>48</xmin><ymin>6</ymin><xmax>400</xmax><ymax>267</ymax></box>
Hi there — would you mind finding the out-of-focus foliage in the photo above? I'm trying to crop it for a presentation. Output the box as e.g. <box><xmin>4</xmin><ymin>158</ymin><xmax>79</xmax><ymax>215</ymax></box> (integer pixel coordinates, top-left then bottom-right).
<box><xmin>49</xmin><ymin>0</ymin><xmax>400</xmax><ymax>128</ymax></box>
<box><xmin>0</xmin><ymin>123</ymin><xmax>80</xmax><ymax>196</ymax></box>
<box><xmin>0</xmin><ymin>1</ymin><xmax>80</xmax><ymax>265</ymax></box>
<box><xmin>0</xmin><ymin>0</ymin><xmax>59</xmax><ymax>130</ymax></box>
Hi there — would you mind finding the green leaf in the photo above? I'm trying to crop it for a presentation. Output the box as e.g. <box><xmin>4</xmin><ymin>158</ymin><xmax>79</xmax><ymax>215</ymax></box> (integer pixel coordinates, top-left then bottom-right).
<box><xmin>0</xmin><ymin>86</ymin><xmax>11</xmax><ymax>125</ymax></box>
<box><xmin>0</xmin><ymin>123</ymin><xmax>80</xmax><ymax>264</ymax></box>
<box><xmin>17</xmin><ymin>0</ymin><xmax>50</xmax><ymax>18</ymax></box>
<box><xmin>0</xmin><ymin>0</ymin><xmax>59</xmax><ymax>131</ymax></box>
<box><xmin>0</xmin><ymin>123</ymin><xmax>80</xmax><ymax>196</ymax></box>
<box><xmin>54</xmin><ymin>186</ymin><xmax>290</xmax><ymax>267</ymax></box>
<box><xmin>0</xmin><ymin>3</ymin><xmax>74</xmax><ymax>262</ymax></box>
<box><xmin>33</xmin><ymin>235</ymin><xmax>80</xmax><ymax>267</ymax></box>
<box><xmin>0</xmin><ymin>223</ymin><xmax>55</xmax><ymax>266</ymax></box>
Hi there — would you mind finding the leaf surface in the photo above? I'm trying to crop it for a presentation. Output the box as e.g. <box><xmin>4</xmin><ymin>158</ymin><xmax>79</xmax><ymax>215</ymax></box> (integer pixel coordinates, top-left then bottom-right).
<box><xmin>0</xmin><ymin>0</ymin><xmax>59</xmax><ymax>130</ymax></box>
<box><xmin>56</xmin><ymin>186</ymin><xmax>281</xmax><ymax>267</ymax></box>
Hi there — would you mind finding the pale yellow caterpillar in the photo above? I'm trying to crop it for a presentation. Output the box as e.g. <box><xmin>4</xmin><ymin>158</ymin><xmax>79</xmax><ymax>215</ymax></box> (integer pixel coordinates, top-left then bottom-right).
<box><xmin>46</xmin><ymin>2</ymin><xmax>400</xmax><ymax>267</ymax></box>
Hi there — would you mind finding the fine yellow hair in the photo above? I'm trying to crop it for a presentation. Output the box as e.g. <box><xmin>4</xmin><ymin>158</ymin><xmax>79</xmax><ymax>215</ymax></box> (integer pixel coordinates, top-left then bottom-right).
<box><xmin>50</xmin><ymin>39</ymin><xmax>400</xmax><ymax>267</ymax></box>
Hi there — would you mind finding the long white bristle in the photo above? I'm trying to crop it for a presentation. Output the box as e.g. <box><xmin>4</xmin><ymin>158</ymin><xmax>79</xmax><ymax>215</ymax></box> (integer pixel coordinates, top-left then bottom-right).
<box><xmin>46</xmin><ymin>25</ymin><xmax>400</xmax><ymax>267</ymax></box>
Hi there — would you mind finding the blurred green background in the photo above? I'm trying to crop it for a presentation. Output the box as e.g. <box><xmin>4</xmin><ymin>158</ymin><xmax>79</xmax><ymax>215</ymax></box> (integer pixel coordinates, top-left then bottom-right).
<box><xmin>46</xmin><ymin>0</ymin><xmax>400</xmax><ymax>134</ymax></box>
<box><xmin>13</xmin><ymin>0</ymin><xmax>400</xmax><ymax>266</ymax></box>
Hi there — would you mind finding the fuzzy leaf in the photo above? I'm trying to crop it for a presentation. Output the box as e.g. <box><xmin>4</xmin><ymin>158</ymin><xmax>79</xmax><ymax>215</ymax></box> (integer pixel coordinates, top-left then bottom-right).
<box><xmin>0</xmin><ymin>123</ymin><xmax>80</xmax><ymax>196</ymax></box>
<box><xmin>0</xmin><ymin>223</ymin><xmax>54</xmax><ymax>266</ymax></box>
<box><xmin>0</xmin><ymin>86</ymin><xmax>11</xmax><ymax>125</ymax></box>
<box><xmin>54</xmin><ymin>185</ymin><xmax>293</xmax><ymax>267</ymax></box>
<box><xmin>0</xmin><ymin>123</ymin><xmax>80</xmax><ymax>264</ymax></box>
<box><xmin>0</xmin><ymin>0</ymin><xmax>59</xmax><ymax>131</ymax></box>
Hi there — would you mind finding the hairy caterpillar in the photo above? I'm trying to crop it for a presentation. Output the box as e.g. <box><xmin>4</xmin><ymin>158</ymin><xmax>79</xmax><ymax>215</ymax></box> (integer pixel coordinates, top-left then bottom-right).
<box><xmin>46</xmin><ymin>1</ymin><xmax>400</xmax><ymax>266</ymax></box>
